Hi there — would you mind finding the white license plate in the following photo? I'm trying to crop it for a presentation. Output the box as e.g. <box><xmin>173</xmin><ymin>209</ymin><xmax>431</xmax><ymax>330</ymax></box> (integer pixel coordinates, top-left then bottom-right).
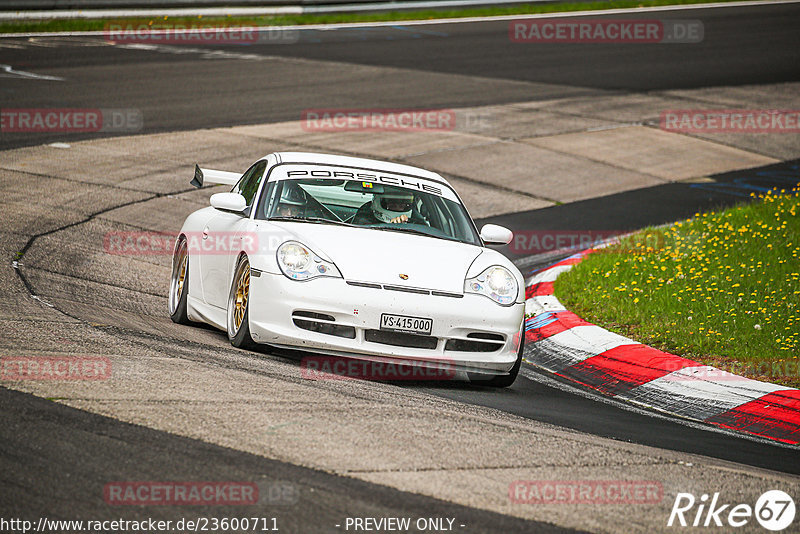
<box><xmin>380</xmin><ymin>314</ymin><xmax>433</xmax><ymax>335</ymax></box>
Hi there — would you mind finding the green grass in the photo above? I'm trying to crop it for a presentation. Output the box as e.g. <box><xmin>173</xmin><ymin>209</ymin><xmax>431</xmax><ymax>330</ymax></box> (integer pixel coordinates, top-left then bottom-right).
<box><xmin>0</xmin><ymin>0</ymin><xmax>752</xmax><ymax>34</ymax></box>
<box><xmin>554</xmin><ymin>186</ymin><xmax>800</xmax><ymax>388</ymax></box>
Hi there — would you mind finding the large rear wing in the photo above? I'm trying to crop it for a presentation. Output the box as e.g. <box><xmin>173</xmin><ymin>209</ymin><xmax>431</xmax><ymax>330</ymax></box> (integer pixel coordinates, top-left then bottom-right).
<box><xmin>190</xmin><ymin>164</ymin><xmax>241</xmax><ymax>188</ymax></box>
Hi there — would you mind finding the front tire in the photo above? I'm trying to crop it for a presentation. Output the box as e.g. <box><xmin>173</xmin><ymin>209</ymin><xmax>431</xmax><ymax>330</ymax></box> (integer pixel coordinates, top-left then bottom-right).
<box><xmin>469</xmin><ymin>330</ymin><xmax>525</xmax><ymax>388</ymax></box>
<box><xmin>169</xmin><ymin>237</ymin><xmax>192</xmax><ymax>325</ymax></box>
<box><xmin>227</xmin><ymin>255</ymin><xmax>258</xmax><ymax>350</ymax></box>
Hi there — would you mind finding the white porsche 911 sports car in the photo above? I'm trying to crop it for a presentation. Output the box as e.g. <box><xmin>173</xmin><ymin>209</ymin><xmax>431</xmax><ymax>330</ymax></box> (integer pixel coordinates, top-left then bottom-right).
<box><xmin>169</xmin><ymin>152</ymin><xmax>526</xmax><ymax>386</ymax></box>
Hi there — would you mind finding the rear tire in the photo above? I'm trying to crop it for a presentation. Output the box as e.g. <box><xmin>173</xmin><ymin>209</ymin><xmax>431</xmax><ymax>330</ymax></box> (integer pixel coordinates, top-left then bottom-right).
<box><xmin>469</xmin><ymin>330</ymin><xmax>525</xmax><ymax>388</ymax></box>
<box><xmin>227</xmin><ymin>255</ymin><xmax>258</xmax><ymax>350</ymax></box>
<box><xmin>169</xmin><ymin>237</ymin><xmax>192</xmax><ymax>325</ymax></box>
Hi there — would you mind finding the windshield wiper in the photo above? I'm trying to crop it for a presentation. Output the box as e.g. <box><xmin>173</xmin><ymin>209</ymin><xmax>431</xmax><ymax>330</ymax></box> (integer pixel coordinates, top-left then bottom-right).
<box><xmin>375</xmin><ymin>226</ymin><xmax>437</xmax><ymax>238</ymax></box>
<box><xmin>305</xmin><ymin>217</ymin><xmax>354</xmax><ymax>226</ymax></box>
<box><xmin>374</xmin><ymin>225</ymin><xmax>471</xmax><ymax>244</ymax></box>
<box><xmin>270</xmin><ymin>216</ymin><xmax>353</xmax><ymax>227</ymax></box>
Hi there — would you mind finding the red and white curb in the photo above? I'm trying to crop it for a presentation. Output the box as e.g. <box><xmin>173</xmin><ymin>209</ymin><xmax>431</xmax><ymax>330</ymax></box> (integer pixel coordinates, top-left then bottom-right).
<box><xmin>522</xmin><ymin>251</ymin><xmax>800</xmax><ymax>446</ymax></box>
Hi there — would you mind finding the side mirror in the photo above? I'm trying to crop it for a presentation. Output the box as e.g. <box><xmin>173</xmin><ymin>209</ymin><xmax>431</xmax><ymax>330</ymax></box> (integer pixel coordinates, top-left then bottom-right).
<box><xmin>210</xmin><ymin>192</ymin><xmax>247</xmax><ymax>214</ymax></box>
<box><xmin>480</xmin><ymin>224</ymin><xmax>513</xmax><ymax>245</ymax></box>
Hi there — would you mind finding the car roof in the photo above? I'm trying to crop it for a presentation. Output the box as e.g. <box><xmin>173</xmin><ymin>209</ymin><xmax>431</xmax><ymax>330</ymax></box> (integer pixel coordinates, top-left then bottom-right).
<box><xmin>270</xmin><ymin>152</ymin><xmax>451</xmax><ymax>187</ymax></box>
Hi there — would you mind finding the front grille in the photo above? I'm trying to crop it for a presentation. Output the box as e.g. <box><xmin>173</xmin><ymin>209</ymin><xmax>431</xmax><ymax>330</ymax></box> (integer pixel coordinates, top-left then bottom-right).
<box><xmin>365</xmin><ymin>329</ymin><xmax>438</xmax><ymax>350</ymax></box>
<box><xmin>431</xmin><ymin>290</ymin><xmax>463</xmax><ymax>299</ymax></box>
<box><xmin>383</xmin><ymin>285</ymin><xmax>429</xmax><ymax>295</ymax></box>
<box><xmin>346</xmin><ymin>281</ymin><xmax>382</xmax><ymax>289</ymax></box>
<box><xmin>346</xmin><ymin>280</ymin><xmax>462</xmax><ymax>298</ymax></box>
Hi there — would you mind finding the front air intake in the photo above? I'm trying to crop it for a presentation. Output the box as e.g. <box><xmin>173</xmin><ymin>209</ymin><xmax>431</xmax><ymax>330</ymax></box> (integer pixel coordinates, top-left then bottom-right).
<box><xmin>445</xmin><ymin>332</ymin><xmax>505</xmax><ymax>353</ymax></box>
<box><xmin>292</xmin><ymin>311</ymin><xmax>355</xmax><ymax>339</ymax></box>
<box><xmin>365</xmin><ymin>329</ymin><xmax>438</xmax><ymax>350</ymax></box>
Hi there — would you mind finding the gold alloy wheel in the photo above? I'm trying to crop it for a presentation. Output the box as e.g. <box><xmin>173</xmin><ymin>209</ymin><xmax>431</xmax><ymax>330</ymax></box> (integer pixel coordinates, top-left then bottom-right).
<box><xmin>169</xmin><ymin>239</ymin><xmax>188</xmax><ymax>315</ymax></box>
<box><xmin>176</xmin><ymin>253</ymin><xmax>187</xmax><ymax>301</ymax></box>
<box><xmin>232</xmin><ymin>260</ymin><xmax>250</xmax><ymax>333</ymax></box>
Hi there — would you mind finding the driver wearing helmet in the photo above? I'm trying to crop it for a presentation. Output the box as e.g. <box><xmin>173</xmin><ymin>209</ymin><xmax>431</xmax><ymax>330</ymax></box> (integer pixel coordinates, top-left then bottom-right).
<box><xmin>274</xmin><ymin>182</ymin><xmax>307</xmax><ymax>218</ymax></box>
<box><xmin>352</xmin><ymin>188</ymin><xmax>427</xmax><ymax>226</ymax></box>
<box><xmin>372</xmin><ymin>190</ymin><xmax>415</xmax><ymax>224</ymax></box>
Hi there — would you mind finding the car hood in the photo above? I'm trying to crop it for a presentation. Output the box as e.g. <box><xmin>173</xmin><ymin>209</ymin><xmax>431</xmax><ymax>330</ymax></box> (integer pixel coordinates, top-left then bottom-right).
<box><xmin>270</xmin><ymin>222</ymin><xmax>483</xmax><ymax>293</ymax></box>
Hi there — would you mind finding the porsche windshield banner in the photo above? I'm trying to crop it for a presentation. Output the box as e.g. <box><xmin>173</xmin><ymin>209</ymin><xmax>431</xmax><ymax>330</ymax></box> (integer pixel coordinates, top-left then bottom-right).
<box><xmin>272</xmin><ymin>164</ymin><xmax>460</xmax><ymax>203</ymax></box>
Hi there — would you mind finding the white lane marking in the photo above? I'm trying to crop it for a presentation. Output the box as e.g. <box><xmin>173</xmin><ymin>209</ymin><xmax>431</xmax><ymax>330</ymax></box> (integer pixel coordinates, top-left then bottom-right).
<box><xmin>1</xmin><ymin>0</ymin><xmax>797</xmax><ymax>38</ymax></box>
<box><xmin>547</xmin><ymin>324</ymin><xmax>637</xmax><ymax>355</ymax></box>
<box><xmin>27</xmin><ymin>36</ymin><xmax>116</xmax><ymax>47</ymax></box>
<box><xmin>525</xmin><ymin>337</ymin><xmax>598</xmax><ymax>372</ymax></box>
<box><xmin>624</xmin><ymin>366</ymin><xmax>791</xmax><ymax>420</ymax></box>
<box><xmin>115</xmin><ymin>43</ymin><xmax>273</xmax><ymax>61</ymax></box>
<box><xmin>519</xmin><ymin>366</ymin><xmax>799</xmax><ymax>450</ymax></box>
<box><xmin>532</xmin><ymin>264</ymin><xmax>574</xmax><ymax>284</ymax></box>
<box><xmin>526</xmin><ymin>326</ymin><xmax>637</xmax><ymax>372</ymax></box>
<box><xmin>650</xmin><ymin>365</ymin><xmax>790</xmax><ymax>397</ymax></box>
<box><xmin>525</xmin><ymin>294</ymin><xmax>566</xmax><ymax>316</ymax></box>
<box><xmin>0</xmin><ymin>64</ymin><xmax>63</xmax><ymax>81</ymax></box>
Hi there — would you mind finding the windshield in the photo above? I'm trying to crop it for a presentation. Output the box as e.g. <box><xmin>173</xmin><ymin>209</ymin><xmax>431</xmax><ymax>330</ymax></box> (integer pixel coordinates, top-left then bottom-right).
<box><xmin>256</xmin><ymin>176</ymin><xmax>481</xmax><ymax>246</ymax></box>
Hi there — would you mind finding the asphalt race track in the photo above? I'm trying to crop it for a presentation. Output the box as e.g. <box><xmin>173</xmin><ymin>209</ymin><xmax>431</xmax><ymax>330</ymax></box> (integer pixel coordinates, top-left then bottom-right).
<box><xmin>0</xmin><ymin>387</ymin><xmax>571</xmax><ymax>533</ymax></box>
<box><xmin>1</xmin><ymin>2</ymin><xmax>799</xmax><ymax>532</ymax></box>
<box><xmin>1</xmin><ymin>2</ymin><xmax>799</xmax><ymax>150</ymax></box>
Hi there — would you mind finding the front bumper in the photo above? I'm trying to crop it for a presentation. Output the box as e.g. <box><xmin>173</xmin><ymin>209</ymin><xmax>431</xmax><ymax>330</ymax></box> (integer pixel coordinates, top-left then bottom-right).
<box><xmin>248</xmin><ymin>272</ymin><xmax>525</xmax><ymax>375</ymax></box>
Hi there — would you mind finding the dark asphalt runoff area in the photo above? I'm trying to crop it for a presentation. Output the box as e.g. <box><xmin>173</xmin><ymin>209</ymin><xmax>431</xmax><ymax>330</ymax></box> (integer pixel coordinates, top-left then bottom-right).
<box><xmin>0</xmin><ymin>387</ymin><xmax>578</xmax><ymax>533</ymax></box>
<box><xmin>2</xmin><ymin>2</ymin><xmax>799</xmax><ymax>529</ymax></box>
<box><xmin>0</xmin><ymin>2</ymin><xmax>799</xmax><ymax>149</ymax></box>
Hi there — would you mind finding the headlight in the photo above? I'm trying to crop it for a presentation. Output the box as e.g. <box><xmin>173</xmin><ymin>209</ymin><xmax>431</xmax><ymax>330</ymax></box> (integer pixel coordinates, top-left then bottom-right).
<box><xmin>464</xmin><ymin>266</ymin><xmax>517</xmax><ymax>306</ymax></box>
<box><xmin>277</xmin><ymin>241</ymin><xmax>341</xmax><ymax>281</ymax></box>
